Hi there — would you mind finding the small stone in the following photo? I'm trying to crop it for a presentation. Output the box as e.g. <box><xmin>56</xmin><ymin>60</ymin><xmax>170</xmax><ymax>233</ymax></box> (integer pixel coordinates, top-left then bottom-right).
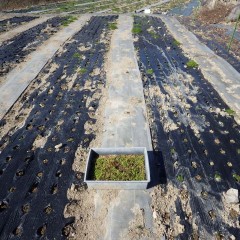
<box><xmin>224</xmin><ymin>188</ymin><xmax>239</xmax><ymax>204</ymax></box>
<box><xmin>153</xmin><ymin>211</ymin><xmax>157</xmax><ymax>219</ymax></box>
<box><xmin>55</xmin><ymin>143</ymin><xmax>63</xmax><ymax>149</ymax></box>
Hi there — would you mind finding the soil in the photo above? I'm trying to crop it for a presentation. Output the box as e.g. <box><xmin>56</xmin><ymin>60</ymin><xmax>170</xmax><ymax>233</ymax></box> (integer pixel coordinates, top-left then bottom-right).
<box><xmin>120</xmin><ymin>204</ymin><xmax>154</xmax><ymax>239</ymax></box>
<box><xmin>150</xmin><ymin>184</ymin><xmax>192</xmax><ymax>239</ymax></box>
<box><xmin>178</xmin><ymin>9</ymin><xmax>240</xmax><ymax>72</ymax></box>
<box><xmin>197</xmin><ymin>3</ymin><xmax>234</xmax><ymax>24</ymax></box>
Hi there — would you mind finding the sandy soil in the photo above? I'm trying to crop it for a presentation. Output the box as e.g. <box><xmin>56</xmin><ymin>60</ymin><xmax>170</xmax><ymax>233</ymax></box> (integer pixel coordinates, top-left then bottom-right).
<box><xmin>197</xmin><ymin>3</ymin><xmax>234</xmax><ymax>24</ymax></box>
<box><xmin>150</xmin><ymin>184</ymin><xmax>192</xmax><ymax>239</ymax></box>
<box><xmin>178</xmin><ymin>3</ymin><xmax>240</xmax><ymax>65</ymax></box>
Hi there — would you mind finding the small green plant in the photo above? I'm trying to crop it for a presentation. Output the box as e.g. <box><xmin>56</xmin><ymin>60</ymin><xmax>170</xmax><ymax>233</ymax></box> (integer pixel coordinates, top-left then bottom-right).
<box><xmin>227</xmin><ymin>13</ymin><xmax>240</xmax><ymax>52</ymax></box>
<box><xmin>149</xmin><ymin>30</ymin><xmax>158</xmax><ymax>39</ymax></box>
<box><xmin>186</xmin><ymin>60</ymin><xmax>198</xmax><ymax>68</ymax></box>
<box><xmin>73</xmin><ymin>53</ymin><xmax>82</xmax><ymax>58</ymax></box>
<box><xmin>225</xmin><ymin>108</ymin><xmax>235</xmax><ymax>115</ymax></box>
<box><xmin>62</xmin><ymin>15</ymin><xmax>78</xmax><ymax>27</ymax></box>
<box><xmin>108</xmin><ymin>22</ymin><xmax>117</xmax><ymax>30</ymax></box>
<box><xmin>146</xmin><ymin>69</ymin><xmax>154</xmax><ymax>75</ymax></box>
<box><xmin>93</xmin><ymin>154</ymin><xmax>145</xmax><ymax>181</ymax></box>
<box><xmin>73</xmin><ymin>52</ymin><xmax>81</xmax><ymax>59</ymax></box>
<box><xmin>177</xmin><ymin>174</ymin><xmax>184</xmax><ymax>182</ymax></box>
<box><xmin>58</xmin><ymin>2</ymin><xmax>76</xmax><ymax>12</ymax></box>
<box><xmin>112</xmin><ymin>7</ymin><xmax>119</xmax><ymax>12</ymax></box>
<box><xmin>214</xmin><ymin>173</ymin><xmax>221</xmax><ymax>182</ymax></box>
<box><xmin>132</xmin><ymin>23</ymin><xmax>142</xmax><ymax>34</ymax></box>
<box><xmin>78</xmin><ymin>68</ymin><xmax>87</xmax><ymax>74</ymax></box>
<box><xmin>170</xmin><ymin>148</ymin><xmax>176</xmax><ymax>154</ymax></box>
<box><xmin>173</xmin><ymin>39</ymin><xmax>181</xmax><ymax>46</ymax></box>
<box><xmin>233</xmin><ymin>173</ymin><xmax>240</xmax><ymax>183</ymax></box>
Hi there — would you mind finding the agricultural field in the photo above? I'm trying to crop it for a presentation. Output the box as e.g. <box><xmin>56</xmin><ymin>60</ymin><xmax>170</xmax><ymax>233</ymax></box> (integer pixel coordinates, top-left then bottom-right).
<box><xmin>0</xmin><ymin>0</ymin><xmax>240</xmax><ymax>239</ymax></box>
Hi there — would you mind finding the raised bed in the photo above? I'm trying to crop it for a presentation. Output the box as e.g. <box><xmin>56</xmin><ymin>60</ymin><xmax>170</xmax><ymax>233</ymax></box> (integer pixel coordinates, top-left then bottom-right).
<box><xmin>133</xmin><ymin>15</ymin><xmax>240</xmax><ymax>238</ymax></box>
<box><xmin>84</xmin><ymin>147</ymin><xmax>150</xmax><ymax>189</ymax></box>
<box><xmin>0</xmin><ymin>16</ymin><xmax>38</xmax><ymax>33</ymax></box>
<box><xmin>0</xmin><ymin>15</ymin><xmax>118</xmax><ymax>239</ymax></box>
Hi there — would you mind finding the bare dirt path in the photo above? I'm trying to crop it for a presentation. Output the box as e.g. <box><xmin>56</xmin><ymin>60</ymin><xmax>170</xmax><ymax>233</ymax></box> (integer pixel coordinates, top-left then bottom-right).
<box><xmin>102</xmin><ymin>14</ymin><xmax>153</xmax><ymax>239</ymax></box>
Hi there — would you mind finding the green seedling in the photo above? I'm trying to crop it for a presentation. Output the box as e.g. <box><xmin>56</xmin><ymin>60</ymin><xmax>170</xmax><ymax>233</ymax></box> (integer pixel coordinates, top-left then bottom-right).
<box><xmin>149</xmin><ymin>30</ymin><xmax>158</xmax><ymax>39</ymax></box>
<box><xmin>146</xmin><ymin>69</ymin><xmax>154</xmax><ymax>75</ymax></box>
<box><xmin>170</xmin><ymin>148</ymin><xmax>176</xmax><ymax>154</ymax></box>
<box><xmin>233</xmin><ymin>173</ymin><xmax>240</xmax><ymax>183</ymax></box>
<box><xmin>225</xmin><ymin>108</ymin><xmax>235</xmax><ymax>115</ymax></box>
<box><xmin>132</xmin><ymin>23</ymin><xmax>142</xmax><ymax>34</ymax></box>
<box><xmin>214</xmin><ymin>173</ymin><xmax>221</xmax><ymax>182</ymax></box>
<box><xmin>177</xmin><ymin>174</ymin><xmax>184</xmax><ymax>182</ymax></box>
<box><xmin>173</xmin><ymin>39</ymin><xmax>181</xmax><ymax>46</ymax></box>
<box><xmin>58</xmin><ymin>2</ymin><xmax>76</xmax><ymax>12</ymax></box>
<box><xmin>73</xmin><ymin>52</ymin><xmax>81</xmax><ymax>59</ymax></box>
<box><xmin>227</xmin><ymin>13</ymin><xmax>240</xmax><ymax>52</ymax></box>
<box><xmin>186</xmin><ymin>60</ymin><xmax>198</xmax><ymax>68</ymax></box>
<box><xmin>78</xmin><ymin>68</ymin><xmax>87</xmax><ymax>74</ymax></box>
<box><xmin>108</xmin><ymin>22</ymin><xmax>117</xmax><ymax>30</ymax></box>
<box><xmin>62</xmin><ymin>15</ymin><xmax>78</xmax><ymax>27</ymax></box>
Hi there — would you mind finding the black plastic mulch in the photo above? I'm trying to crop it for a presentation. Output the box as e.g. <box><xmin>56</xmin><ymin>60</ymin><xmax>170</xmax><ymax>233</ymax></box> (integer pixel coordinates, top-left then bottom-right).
<box><xmin>0</xmin><ymin>16</ymin><xmax>68</xmax><ymax>76</ymax></box>
<box><xmin>0</xmin><ymin>16</ymin><xmax>38</xmax><ymax>33</ymax></box>
<box><xmin>134</xmin><ymin>15</ymin><xmax>240</xmax><ymax>239</ymax></box>
<box><xmin>0</xmin><ymin>15</ymin><xmax>118</xmax><ymax>239</ymax></box>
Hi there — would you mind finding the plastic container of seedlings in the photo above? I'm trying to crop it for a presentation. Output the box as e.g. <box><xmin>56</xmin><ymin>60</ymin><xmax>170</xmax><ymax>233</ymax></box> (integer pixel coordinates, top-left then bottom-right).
<box><xmin>84</xmin><ymin>147</ymin><xmax>150</xmax><ymax>190</ymax></box>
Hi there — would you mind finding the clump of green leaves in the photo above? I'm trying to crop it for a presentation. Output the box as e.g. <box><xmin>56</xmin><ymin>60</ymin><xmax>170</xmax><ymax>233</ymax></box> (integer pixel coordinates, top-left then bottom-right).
<box><xmin>227</xmin><ymin>13</ymin><xmax>240</xmax><ymax>52</ymax></box>
<box><xmin>186</xmin><ymin>60</ymin><xmax>198</xmax><ymax>68</ymax></box>
<box><xmin>225</xmin><ymin>108</ymin><xmax>235</xmax><ymax>115</ymax></box>
<box><xmin>177</xmin><ymin>174</ymin><xmax>184</xmax><ymax>182</ymax></box>
<box><xmin>146</xmin><ymin>69</ymin><xmax>154</xmax><ymax>75</ymax></box>
<box><xmin>78</xmin><ymin>68</ymin><xmax>87</xmax><ymax>74</ymax></box>
<box><xmin>109</xmin><ymin>22</ymin><xmax>117</xmax><ymax>30</ymax></box>
<box><xmin>132</xmin><ymin>23</ymin><xmax>142</xmax><ymax>34</ymax></box>
<box><xmin>73</xmin><ymin>52</ymin><xmax>81</xmax><ymax>59</ymax></box>
<box><xmin>173</xmin><ymin>39</ymin><xmax>181</xmax><ymax>46</ymax></box>
<box><xmin>62</xmin><ymin>15</ymin><xmax>78</xmax><ymax>27</ymax></box>
<box><xmin>170</xmin><ymin>148</ymin><xmax>176</xmax><ymax>154</ymax></box>
<box><xmin>93</xmin><ymin>154</ymin><xmax>146</xmax><ymax>181</ymax></box>
<box><xmin>214</xmin><ymin>172</ymin><xmax>221</xmax><ymax>182</ymax></box>
<box><xmin>58</xmin><ymin>2</ymin><xmax>76</xmax><ymax>12</ymax></box>
<box><xmin>149</xmin><ymin>30</ymin><xmax>158</xmax><ymax>39</ymax></box>
<box><xmin>233</xmin><ymin>173</ymin><xmax>240</xmax><ymax>183</ymax></box>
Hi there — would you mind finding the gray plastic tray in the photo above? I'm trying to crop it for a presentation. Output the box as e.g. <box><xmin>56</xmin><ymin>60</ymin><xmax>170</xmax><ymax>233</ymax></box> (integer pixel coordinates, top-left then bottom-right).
<box><xmin>84</xmin><ymin>147</ymin><xmax>150</xmax><ymax>190</ymax></box>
